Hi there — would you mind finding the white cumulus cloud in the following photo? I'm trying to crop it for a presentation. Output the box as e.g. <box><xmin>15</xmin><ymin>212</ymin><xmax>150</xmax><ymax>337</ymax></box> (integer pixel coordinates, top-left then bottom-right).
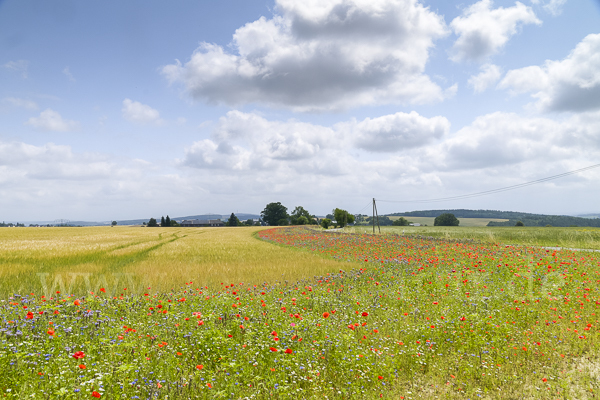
<box><xmin>25</xmin><ymin>109</ymin><xmax>80</xmax><ymax>132</ymax></box>
<box><xmin>450</xmin><ymin>0</ymin><xmax>541</xmax><ymax>62</ymax></box>
<box><xmin>162</xmin><ymin>0</ymin><xmax>450</xmax><ymax>112</ymax></box>
<box><xmin>183</xmin><ymin>110</ymin><xmax>451</xmax><ymax>179</ymax></box>
<box><xmin>441</xmin><ymin>111</ymin><xmax>599</xmax><ymax>169</ymax></box>
<box><xmin>468</xmin><ymin>64</ymin><xmax>503</xmax><ymax>93</ymax></box>
<box><xmin>122</xmin><ymin>99</ymin><xmax>163</xmax><ymax>125</ymax></box>
<box><xmin>499</xmin><ymin>33</ymin><xmax>600</xmax><ymax>112</ymax></box>
<box><xmin>344</xmin><ymin>111</ymin><xmax>450</xmax><ymax>152</ymax></box>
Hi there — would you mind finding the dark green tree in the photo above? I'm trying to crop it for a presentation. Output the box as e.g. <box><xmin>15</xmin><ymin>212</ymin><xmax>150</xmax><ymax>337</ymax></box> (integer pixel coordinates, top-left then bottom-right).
<box><xmin>297</xmin><ymin>216</ymin><xmax>308</xmax><ymax>225</ymax></box>
<box><xmin>392</xmin><ymin>217</ymin><xmax>409</xmax><ymax>226</ymax></box>
<box><xmin>321</xmin><ymin>218</ymin><xmax>331</xmax><ymax>229</ymax></box>
<box><xmin>245</xmin><ymin>219</ymin><xmax>254</xmax><ymax>226</ymax></box>
<box><xmin>290</xmin><ymin>206</ymin><xmax>316</xmax><ymax>225</ymax></box>
<box><xmin>160</xmin><ymin>216</ymin><xmax>166</xmax><ymax>227</ymax></box>
<box><xmin>165</xmin><ymin>215</ymin><xmax>171</xmax><ymax>227</ymax></box>
<box><xmin>170</xmin><ymin>219</ymin><xmax>180</xmax><ymax>227</ymax></box>
<box><xmin>515</xmin><ymin>221</ymin><xmax>524</xmax><ymax>226</ymax></box>
<box><xmin>111</xmin><ymin>221</ymin><xmax>117</xmax><ymax>226</ymax></box>
<box><xmin>333</xmin><ymin>208</ymin><xmax>355</xmax><ymax>228</ymax></box>
<box><xmin>434</xmin><ymin>213</ymin><xmax>460</xmax><ymax>226</ymax></box>
<box><xmin>366</xmin><ymin>216</ymin><xmax>393</xmax><ymax>226</ymax></box>
<box><xmin>147</xmin><ymin>218</ymin><xmax>158</xmax><ymax>227</ymax></box>
<box><xmin>227</xmin><ymin>213</ymin><xmax>241</xmax><ymax>227</ymax></box>
<box><xmin>261</xmin><ymin>202</ymin><xmax>289</xmax><ymax>226</ymax></box>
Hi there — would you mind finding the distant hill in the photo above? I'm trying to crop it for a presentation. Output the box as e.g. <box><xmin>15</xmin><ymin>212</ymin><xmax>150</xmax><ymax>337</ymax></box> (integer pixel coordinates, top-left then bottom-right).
<box><xmin>2</xmin><ymin>213</ymin><xmax>263</xmax><ymax>227</ymax></box>
<box><xmin>175</xmin><ymin>213</ymin><xmax>259</xmax><ymax>222</ymax></box>
<box><xmin>388</xmin><ymin>209</ymin><xmax>540</xmax><ymax>219</ymax></box>
<box><xmin>116</xmin><ymin>213</ymin><xmax>260</xmax><ymax>226</ymax></box>
<box><xmin>386</xmin><ymin>209</ymin><xmax>600</xmax><ymax>228</ymax></box>
<box><xmin>576</xmin><ymin>213</ymin><xmax>600</xmax><ymax>219</ymax></box>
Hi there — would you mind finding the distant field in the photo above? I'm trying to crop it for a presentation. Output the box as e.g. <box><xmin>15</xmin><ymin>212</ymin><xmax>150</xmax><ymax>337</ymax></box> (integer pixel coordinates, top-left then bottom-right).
<box><xmin>387</xmin><ymin>215</ymin><xmax>509</xmax><ymax>227</ymax></box>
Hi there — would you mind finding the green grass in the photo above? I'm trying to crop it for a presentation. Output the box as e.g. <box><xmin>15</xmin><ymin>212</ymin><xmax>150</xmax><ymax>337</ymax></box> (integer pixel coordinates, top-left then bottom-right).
<box><xmin>348</xmin><ymin>225</ymin><xmax>600</xmax><ymax>250</ymax></box>
<box><xmin>386</xmin><ymin>216</ymin><xmax>510</xmax><ymax>227</ymax></box>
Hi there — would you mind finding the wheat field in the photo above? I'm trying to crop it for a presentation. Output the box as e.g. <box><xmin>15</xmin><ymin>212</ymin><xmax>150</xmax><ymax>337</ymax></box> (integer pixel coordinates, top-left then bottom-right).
<box><xmin>0</xmin><ymin>226</ymin><xmax>361</xmax><ymax>298</ymax></box>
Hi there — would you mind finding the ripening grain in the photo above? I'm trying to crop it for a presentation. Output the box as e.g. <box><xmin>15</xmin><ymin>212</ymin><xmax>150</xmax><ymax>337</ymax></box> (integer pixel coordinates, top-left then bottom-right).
<box><xmin>0</xmin><ymin>226</ymin><xmax>361</xmax><ymax>297</ymax></box>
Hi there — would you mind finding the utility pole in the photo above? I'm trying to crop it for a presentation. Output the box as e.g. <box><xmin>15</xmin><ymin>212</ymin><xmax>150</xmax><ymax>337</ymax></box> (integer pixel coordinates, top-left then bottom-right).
<box><xmin>372</xmin><ymin>198</ymin><xmax>381</xmax><ymax>234</ymax></box>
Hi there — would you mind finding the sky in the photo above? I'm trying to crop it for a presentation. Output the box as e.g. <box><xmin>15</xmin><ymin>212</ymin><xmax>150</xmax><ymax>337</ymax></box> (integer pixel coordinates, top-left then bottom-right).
<box><xmin>1</xmin><ymin>0</ymin><xmax>600</xmax><ymax>221</ymax></box>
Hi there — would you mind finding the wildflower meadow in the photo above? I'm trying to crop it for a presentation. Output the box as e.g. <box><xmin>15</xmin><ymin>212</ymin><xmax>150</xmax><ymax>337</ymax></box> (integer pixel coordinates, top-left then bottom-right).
<box><xmin>1</xmin><ymin>226</ymin><xmax>600</xmax><ymax>399</ymax></box>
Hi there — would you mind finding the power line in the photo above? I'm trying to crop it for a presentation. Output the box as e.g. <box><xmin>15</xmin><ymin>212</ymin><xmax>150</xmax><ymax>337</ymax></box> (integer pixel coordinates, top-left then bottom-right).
<box><xmin>377</xmin><ymin>163</ymin><xmax>600</xmax><ymax>204</ymax></box>
<box><xmin>354</xmin><ymin>200</ymin><xmax>373</xmax><ymax>215</ymax></box>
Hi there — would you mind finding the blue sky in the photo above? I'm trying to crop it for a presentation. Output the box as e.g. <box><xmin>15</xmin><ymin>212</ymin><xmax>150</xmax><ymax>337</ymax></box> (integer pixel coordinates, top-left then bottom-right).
<box><xmin>1</xmin><ymin>0</ymin><xmax>599</xmax><ymax>221</ymax></box>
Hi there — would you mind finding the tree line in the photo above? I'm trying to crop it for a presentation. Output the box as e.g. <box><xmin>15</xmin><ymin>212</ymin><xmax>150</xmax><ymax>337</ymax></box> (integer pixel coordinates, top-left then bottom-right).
<box><xmin>225</xmin><ymin>213</ymin><xmax>261</xmax><ymax>227</ymax></box>
<box><xmin>259</xmin><ymin>203</ymin><xmax>358</xmax><ymax>229</ymax></box>
<box><xmin>145</xmin><ymin>215</ymin><xmax>180</xmax><ymax>227</ymax></box>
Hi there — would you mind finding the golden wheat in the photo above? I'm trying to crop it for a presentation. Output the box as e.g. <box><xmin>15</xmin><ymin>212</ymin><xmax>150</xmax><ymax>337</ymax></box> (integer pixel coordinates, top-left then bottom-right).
<box><xmin>0</xmin><ymin>226</ymin><xmax>360</xmax><ymax>297</ymax></box>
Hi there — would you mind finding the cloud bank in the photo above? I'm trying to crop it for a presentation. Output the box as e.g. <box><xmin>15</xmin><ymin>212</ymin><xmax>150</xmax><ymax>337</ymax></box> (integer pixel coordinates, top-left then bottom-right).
<box><xmin>500</xmin><ymin>33</ymin><xmax>600</xmax><ymax>112</ymax></box>
<box><xmin>162</xmin><ymin>0</ymin><xmax>451</xmax><ymax>111</ymax></box>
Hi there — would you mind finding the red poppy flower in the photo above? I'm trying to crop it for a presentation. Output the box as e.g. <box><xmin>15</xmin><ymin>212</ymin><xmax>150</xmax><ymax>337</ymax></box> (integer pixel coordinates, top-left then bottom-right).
<box><xmin>47</xmin><ymin>329</ymin><xmax>55</xmax><ymax>336</ymax></box>
<box><xmin>284</xmin><ymin>349</ymin><xmax>293</xmax><ymax>354</ymax></box>
<box><xmin>269</xmin><ymin>347</ymin><xmax>278</xmax><ymax>352</ymax></box>
<box><xmin>361</xmin><ymin>312</ymin><xmax>369</xmax><ymax>317</ymax></box>
<box><xmin>79</xmin><ymin>364</ymin><xmax>86</xmax><ymax>369</ymax></box>
<box><xmin>72</xmin><ymin>351</ymin><xmax>85</xmax><ymax>359</ymax></box>
<box><xmin>322</xmin><ymin>312</ymin><xmax>330</xmax><ymax>318</ymax></box>
<box><xmin>92</xmin><ymin>391</ymin><xmax>101</xmax><ymax>398</ymax></box>
<box><xmin>196</xmin><ymin>364</ymin><xmax>203</xmax><ymax>370</ymax></box>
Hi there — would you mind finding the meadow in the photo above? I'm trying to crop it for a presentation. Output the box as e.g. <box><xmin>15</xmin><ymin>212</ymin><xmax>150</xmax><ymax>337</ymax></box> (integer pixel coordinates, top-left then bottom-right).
<box><xmin>386</xmin><ymin>217</ymin><xmax>509</xmax><ymax>227</ymax></box>
<box><xmin>349</xmin><ymin>225</ymin><xmax>600</xmax><ymax>251</ymax></box>
<box><xmin>1</xmin><ymin>225</ymin><xmax>600</xmax><ymax>399</ymax></box>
